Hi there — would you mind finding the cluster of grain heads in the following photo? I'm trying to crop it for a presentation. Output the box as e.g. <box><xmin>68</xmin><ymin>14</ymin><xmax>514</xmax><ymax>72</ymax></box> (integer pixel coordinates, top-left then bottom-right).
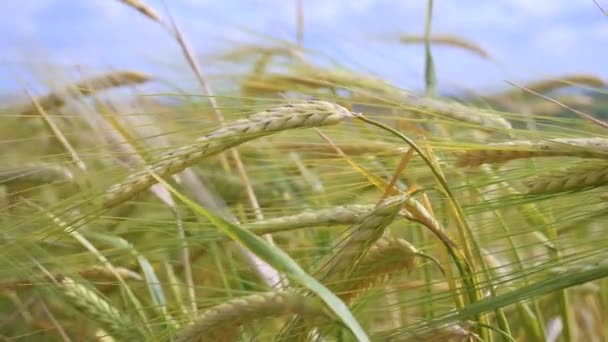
<box><xmin>18</xmin><ymin>71</ymin><xmax>150</xmax><ymax>117</ymax></box>
<box><xmin>402</xmin><ymin>96</ymin><xmax>512</xmax><ymax>129</ymax></box>
<box><xmin>398</xmin><ymin>34</ymin><xmax>491</xmax><ymax>59</ymax></box>
<box><xmin>174</xmin><ymin>292</ymin><xmax>334</xmax><ymax>342</ymax></box>
<box><xmin>103</xmin><ymin>100</ymin><xmax>356</xmax><ymax>208</ymax></box>
<box><xmin>322</xmin><ymin>194</ymin><xmax>408</xmax><ymax>288</ymax></box>
<box><xmin>339</xmin><ymin>236</ymin><xmax>419</xmax><ymax>303</ymax></box>
<box><xmin>456</xmin><ymin>137</ymin><xmax>608</xmax><ymax>167</ymax></box>
<box><xmin>525</xmin><ymin>162</ymin><xmax>608</xmax><ymax>194</ymax></box>
<box><xmin>58</xmin><ymin>276</ymin><xmax>145</xmax><ymax>340</ymax></box>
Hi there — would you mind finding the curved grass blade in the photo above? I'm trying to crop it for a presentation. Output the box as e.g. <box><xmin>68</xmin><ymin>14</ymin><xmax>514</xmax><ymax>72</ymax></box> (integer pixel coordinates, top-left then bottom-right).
<box><xmin>149</xmin><ymin>172</ymin><xmax>370</xmax><ymax>342</ymax></box>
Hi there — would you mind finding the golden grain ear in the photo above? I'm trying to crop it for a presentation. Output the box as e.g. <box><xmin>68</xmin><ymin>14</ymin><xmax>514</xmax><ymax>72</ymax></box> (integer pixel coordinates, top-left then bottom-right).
<box><xmin>103</xmin><ymin>101</ymin><xmax>355</xmax><ymax>208</ymax></box>
<box><xmin>174</xmin><ymin>292</ymin><xmax>334</xmax><ymax>342</ymax></box>
<box><xmin>456</xmin><ymin>138</ymin><xmax>608</xmax><ymax>167</ymax></box>
<box><xmin>524</xmin><ymin>162</ymin><xmax>608</xmax><ymax>194</ymax></box>
<box><xmin>243</xmin><ymin>204</ymin><xmax>376</xmax><ymax>234</ymax></box>
<box><xmin>399</xmin><ymin>34</ymin><xmax>491</xmax><ymax>59</ymax></box>
<box><xmin>339</xmin><ymin>236</ymin><xmax>419</xmax><ymax>303</ymax></box>
<box><xmin>59</xmin><ymin>277</ymin><xmax>145</xmax><ymax>340</ymax></box>
<box><xmin>320</xmin><ymin>195</ymin><xmax>408</xmax><ymax>289</ymax></box>
<box><xmin>117</xmin><ymin>0</ymin><xmax>162</xmax><ymax>23</ymax></box>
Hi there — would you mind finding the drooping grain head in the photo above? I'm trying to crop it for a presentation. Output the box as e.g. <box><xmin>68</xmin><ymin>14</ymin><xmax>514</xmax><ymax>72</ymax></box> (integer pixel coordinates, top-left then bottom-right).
<box><xmin>174</xmin><ymin>291</ymin><xmax>334</xmax><ymax>342</ymax></box>
<box><xmin>103</xmin><ymin>100</ymin><xmax>355</xmax><ymax>209</ymax></box>
<box><xmin>339</xmin><ymin>236</ymin><xmax>420</xmax><ymax>303</ymax></box>
<box><xmin>399</xmin><ymin>34</ymin><xmax>491</xmax><ymax>59</ymax></box>
<box><xmin>321</xmin><ymin>194</ymin><xmax>408</xmax><ymax>286</ymax></box>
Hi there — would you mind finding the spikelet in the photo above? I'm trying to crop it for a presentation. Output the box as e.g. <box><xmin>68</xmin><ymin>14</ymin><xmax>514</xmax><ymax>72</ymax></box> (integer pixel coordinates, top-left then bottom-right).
<box><xmin>0</xmin><ymin>163</ymin><xmax>74</xmax><ymax>186</ymax></box>
<box><xmin>402</xmin><ymin>96</ymin><xmax>511</xmax><ymax>129</ymax></box>
<box><xmin>340</xmin><ymin>236</ymin><xmax>419</xmax><ymax>303</ymax></box>
<box><xmin>59</xmin><ymin>276</ymin><xmax>144</xmax><ymax>340</ymax></box>
<box><xmin>525</xmin><ymin>162</ymin><xmax>608</xmax><ymax>194</ymax></box>
<box><xmin>399</xmin><ymin>34</ymin><xmax>490</xmax><ymax>59</ymax></box>
<box><xmin>322</xmin><ymin>194</ymin><xmax>408</xmax><ymax>287</ymax></box>
<box><xmin>456</xmin><ymin>137</ymin><xmax>608</xmax><ymax>167</ymax></box>
<box><xmin>244</xmin><ymin>204</ymin><xmax>376</xmax><ymax>234</ymax></box>
<box><xmin>174</xmin><ymin>291</ymin><xmax>333</xmax><ymax>342</ymax></box>
<box><xmin>103</xmin><ymin>101</ymin><xmax>355</xmax><ymax>208</ymax></box>
<box><xmin>19</xmin><ymin>71</ymin><xmax>150</xmax><ymax>117</ymax></box>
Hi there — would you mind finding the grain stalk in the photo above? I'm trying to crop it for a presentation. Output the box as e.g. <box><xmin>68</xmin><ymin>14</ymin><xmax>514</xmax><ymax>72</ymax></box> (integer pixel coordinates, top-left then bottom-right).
<box><xmin>116</xmin><ymin>0</ymin><xmax>287</xmax><ymax>290</ymax></box>
<box><xmin>24</xmin><ymin>90</ymin><xmax>86</xmax><ymax>172</ymax></box>
<box><xmin>423</xmin><ymin>0</ymin><xmax>437</xmax><ymax>96</ymax></box>
<box><xmin>505</xmin><ymin>81</ymin><xmax>608</xmax><ymax>129</ymax></box>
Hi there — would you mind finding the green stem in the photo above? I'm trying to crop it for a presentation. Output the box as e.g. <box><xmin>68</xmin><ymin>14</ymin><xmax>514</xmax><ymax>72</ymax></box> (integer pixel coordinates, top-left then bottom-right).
<box><xmin>423</xmin><ymin>0</ymin><xmax>437</xmax><ymax>96</ymax></box>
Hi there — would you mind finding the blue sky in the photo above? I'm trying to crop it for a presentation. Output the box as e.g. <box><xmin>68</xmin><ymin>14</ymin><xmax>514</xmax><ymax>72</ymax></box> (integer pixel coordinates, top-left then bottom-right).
<box><xmin>2</xmin><ymin>1</ymin><xmax>607</xmax><ymax>94</ymax></box>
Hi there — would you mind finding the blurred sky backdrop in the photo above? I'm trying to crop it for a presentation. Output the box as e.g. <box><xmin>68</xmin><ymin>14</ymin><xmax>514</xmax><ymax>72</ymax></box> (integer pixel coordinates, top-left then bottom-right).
<box><xmin>1</xmin><ymin>0</ymin><xmax>607</xmax><ymax>94</ymax></box>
